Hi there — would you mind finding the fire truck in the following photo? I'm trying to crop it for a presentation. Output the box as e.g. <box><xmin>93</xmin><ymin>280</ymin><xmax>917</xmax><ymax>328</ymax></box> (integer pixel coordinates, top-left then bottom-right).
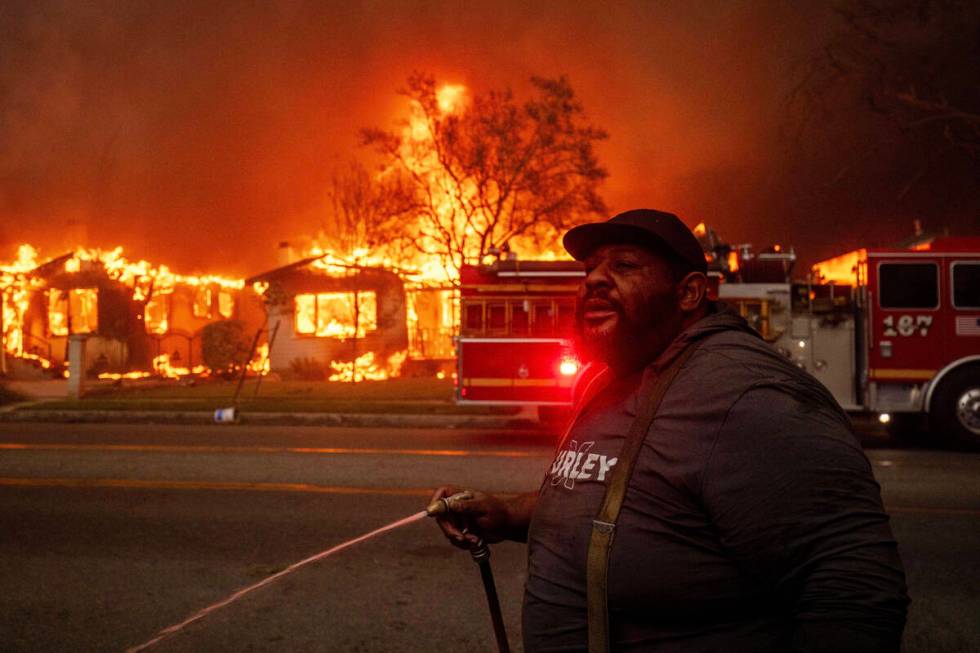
<box><xmin>455</xmin><ymin>259</ymin><xmax>583</xmax><ymax>407</ymax></box>
<box><xmin>796</xmin><ymin>237</ymin><xmax>980</xmax><ymax>448</ymax></box>
<box><xmin>456</xmin><ymin>236</ymin><xmax>980</xmax><ymax>448</ymax></box>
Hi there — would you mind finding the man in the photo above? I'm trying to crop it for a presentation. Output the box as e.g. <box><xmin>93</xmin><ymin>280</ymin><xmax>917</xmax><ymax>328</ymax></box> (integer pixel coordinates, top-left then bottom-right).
<box><xmin>432</xmin><ymin>209</ymin><xmax>909</xmax><ymax>652</ymax></box>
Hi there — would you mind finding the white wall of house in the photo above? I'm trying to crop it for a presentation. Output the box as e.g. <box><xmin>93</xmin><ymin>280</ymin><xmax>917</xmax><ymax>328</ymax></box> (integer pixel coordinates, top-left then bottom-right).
<box><xmin>266</xmin><ymin>303</ymin><xmax>399</xmax><ymax>374</ymax></box>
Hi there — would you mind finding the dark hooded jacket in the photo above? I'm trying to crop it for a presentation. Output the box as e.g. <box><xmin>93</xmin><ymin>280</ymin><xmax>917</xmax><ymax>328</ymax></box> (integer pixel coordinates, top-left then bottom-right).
<box><xmin>523</xmin><ymin>305</ymin><xmax>909</xmax><ymax>652</ymax></box>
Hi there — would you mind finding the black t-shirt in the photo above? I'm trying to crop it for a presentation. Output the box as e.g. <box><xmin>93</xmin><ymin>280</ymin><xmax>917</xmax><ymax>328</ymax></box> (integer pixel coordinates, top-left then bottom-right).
<box><xmin>526</xmin><ymin>372</ymin><xmax>789</xmax><ymax>652</ymax></box>
<box><xmin>523</xmin><ymin>323</ymin><xmax>907</xmax><ymax>652</ymax></box>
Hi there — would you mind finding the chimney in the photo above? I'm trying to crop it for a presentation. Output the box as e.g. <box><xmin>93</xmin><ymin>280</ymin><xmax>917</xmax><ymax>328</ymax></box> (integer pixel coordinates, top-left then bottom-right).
<box><xmin>277</xmin><ymin>241</ymin><xmax>294</xmax><ymax>267</ymax></box>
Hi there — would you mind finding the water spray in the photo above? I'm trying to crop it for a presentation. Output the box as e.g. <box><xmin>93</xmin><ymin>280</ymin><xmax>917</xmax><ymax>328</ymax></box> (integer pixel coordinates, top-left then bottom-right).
<box><xmin>426</xmin><ymin>492</ymin><xmax>511</xmax><ymax>653</ymax></box>
<box><xmin>122</xmin><ymin>493</ymin><xmax>510</xmax><ymax>652</ymax></box>
<box><xmin>124</xmin><ymin>511</ymin><xmax>427</xmax><ymax>652</ymax></box>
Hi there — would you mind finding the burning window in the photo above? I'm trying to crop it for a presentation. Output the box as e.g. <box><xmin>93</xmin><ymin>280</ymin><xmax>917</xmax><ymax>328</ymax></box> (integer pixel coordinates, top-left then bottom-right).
<box><xmin>294</xmin><ymin>291</ymin><xmax>377</xmax><ymax>338</ymax></box>
<box><xmin>144</xmin><ymin>292</ymin><xmax>171</xmax><ymax>335</ymax></box>
<box><xmin>48</xmin><ymin>289</ymin><xmax>98</xmax><ymax>336</ymax></box>
<box><xmin>218</xmin><ymin>291</ymin><xmax>234</xmax><ymax>318</ymax></box>
<box><xmin>193</xmin><ymin>287</ymin><xmax>212</xmax><ymax>318</ymax></box>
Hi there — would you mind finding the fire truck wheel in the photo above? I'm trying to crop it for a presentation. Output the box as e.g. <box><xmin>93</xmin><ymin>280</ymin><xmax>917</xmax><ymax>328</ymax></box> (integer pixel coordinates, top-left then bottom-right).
<box><xmin>930</xmin><ymin>365</ymin><xmax>980</xmax><ymax>451</ymax></box>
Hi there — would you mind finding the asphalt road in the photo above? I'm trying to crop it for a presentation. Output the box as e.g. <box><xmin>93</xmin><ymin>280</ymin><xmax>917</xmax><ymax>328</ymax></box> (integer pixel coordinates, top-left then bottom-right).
<box><xmin>0</xmin><ymin>422</ymin><xmax>977</xmax><ymax>653</ymax></box>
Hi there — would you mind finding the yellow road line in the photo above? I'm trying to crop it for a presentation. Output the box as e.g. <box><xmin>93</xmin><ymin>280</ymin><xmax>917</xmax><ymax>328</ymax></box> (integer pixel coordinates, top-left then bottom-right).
<box><xmin>0</xmin><ymin>443</ymin><xmax>545</xmax><ymax>458</ymax></box>
<box><xmin>0</xmin><ymin>477</ymin><xmax>433</xmax><ymax>496</ymax></box>
<box><xmin>0</xmin><ymin>477</ymin><xmax>975</xmax><ymax>517</ymax></box>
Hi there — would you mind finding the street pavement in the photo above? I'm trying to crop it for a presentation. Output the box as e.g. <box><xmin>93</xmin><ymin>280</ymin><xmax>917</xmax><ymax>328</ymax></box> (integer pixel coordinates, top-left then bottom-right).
<box><xmin>0</xmin><ymin>422</ymin><xmax>977</xmax><ymax>652</ymax></box>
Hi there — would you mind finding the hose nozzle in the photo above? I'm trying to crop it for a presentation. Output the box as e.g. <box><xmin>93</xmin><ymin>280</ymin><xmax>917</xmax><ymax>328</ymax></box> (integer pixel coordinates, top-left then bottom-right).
<box><xmin>425</xmin><ymin>490</ymin><xmax>473</xmax><ymax>516</ymax></box>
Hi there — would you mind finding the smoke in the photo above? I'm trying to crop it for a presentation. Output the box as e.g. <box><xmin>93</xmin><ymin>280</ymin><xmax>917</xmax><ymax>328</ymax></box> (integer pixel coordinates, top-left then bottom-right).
<box><xmin>0</xmin><ymin>1</ymin><xmax>971</xmax><ymax>274</ymax></box>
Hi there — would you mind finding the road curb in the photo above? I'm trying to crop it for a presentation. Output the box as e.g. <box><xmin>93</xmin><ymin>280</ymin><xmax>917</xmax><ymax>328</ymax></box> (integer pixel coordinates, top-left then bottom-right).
<box><xmin>0</xmin><ymin>408</ymin><xmax>548</xmax><ymax>430</ymax></box>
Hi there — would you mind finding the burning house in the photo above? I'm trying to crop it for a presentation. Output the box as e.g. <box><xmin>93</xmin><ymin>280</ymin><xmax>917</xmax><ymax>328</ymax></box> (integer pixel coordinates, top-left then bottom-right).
<box><xmin>247</xmin><ymin>255</ymin><xmax>409</xmax><ymax>381</ymax></box>
<box><xmin>2</xmin><ymin>246</ymin><xmax>264</xmax><ymax>379</ymax></box>
<box><xmin>245</xmin><ymin>240</ymin><xmax>458</xmax><ymax>381</ymax></box>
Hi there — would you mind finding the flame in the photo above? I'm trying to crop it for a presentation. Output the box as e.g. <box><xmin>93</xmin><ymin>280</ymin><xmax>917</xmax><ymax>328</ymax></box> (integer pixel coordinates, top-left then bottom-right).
<box><xmin>4</xmin><ymin>82</ymin><xmax>580</xmax><ymax>384</ymax></box>
<box><xmin>249</xmin><ymin>342</ymin><xmax>270</xmax><ymax>375</ymax></box>
<box><xmin>436</xmin><ymin>84</ymin><xmax>467</xmax><ymax>114</ymax></box>
<box><xmin>295</xmin><ymin>291</ymin><xmax>377</xmax><ymax>339</ymax></box>
<box><xmin>328</xmin><ymin>350</ymin><xmax>407</xmax><ymax>382</ymax></box>
<box><xmin>63</xmin><ymin>246</ymin><xmax>244</xmax><ymax>297</ymax></box>
<box><xmin>152</xmin><ymin>353</ymin><xmax>207</xmax><ymax>379</ymax></box>
<box><xmin>279</xmin><ymin>80</ymin><xmax>570</xmax><ymax>380</ymax></box>
<box><xmin>46</xmin><ymin>288</ymin><xmax>99</xmax><ymax>336</ymax></box>
<box><xmin>145</xmin><ymin>292</ymin><xmax>171</xmax><ymax>334</ymax></box>
<box><xmin>1</xmin><ymin>245</ymin><xmax>42</xmax><ymax>363</ymax></box>
<box><xmin>2</xmin><ymin>243</ymin><xmax>250</xmax><ymax>379</ymax></box>
<box><xmin>15</xmin><ymin>352</ymin><xmax>53</xmax><ymax>369</ymax></box>
<box><xmin>727</xmin><ymin>250</ymin><xmax>740</xmax><ymax>274</ymax></box>
<box><xmin>812</xmin><ymin>249</ymin><xmax>867</xmax><ymax>285</ymax></box>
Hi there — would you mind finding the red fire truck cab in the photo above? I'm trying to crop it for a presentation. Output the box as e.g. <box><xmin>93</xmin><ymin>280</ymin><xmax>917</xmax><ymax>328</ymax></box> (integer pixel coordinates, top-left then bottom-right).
<box><xmin>808</xmin><ymin>238</ymin><xmax>980</xmax><ymax>447</ymax></box>
<box><xmin>455</xmin><ymin>260</ymin><xmax>583</xmax><ymax>406</ymax></box>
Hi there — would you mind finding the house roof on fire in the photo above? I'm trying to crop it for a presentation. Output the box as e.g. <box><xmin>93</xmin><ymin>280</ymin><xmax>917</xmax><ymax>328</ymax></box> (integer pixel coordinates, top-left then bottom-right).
<box><xmin>28</xmin><ymin>252</ymin><xmax>75</xmax><ymax>279</ymax></box>
<box><xmin>245</xmin><ymin>255</ymin><xmax>327</xmax><ymax>284</ymax></box>
<box><xmin>245</xmin><ymin>255</ymin><xmax>404</xmax><ymax>286</ymax></box>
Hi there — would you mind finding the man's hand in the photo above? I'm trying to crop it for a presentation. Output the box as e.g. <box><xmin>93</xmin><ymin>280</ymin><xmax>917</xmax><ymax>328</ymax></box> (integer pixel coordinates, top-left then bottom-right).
<box><xmin>428</xmin><ymin>486</ymin><xmax>536</xmax><ymax>548</ymax></box>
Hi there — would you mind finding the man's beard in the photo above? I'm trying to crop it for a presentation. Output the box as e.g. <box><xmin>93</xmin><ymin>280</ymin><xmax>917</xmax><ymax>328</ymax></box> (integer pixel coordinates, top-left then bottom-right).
<box><xmin>574</xmin><ymin>287</ymin><xmax>679</xmax><ymax>369</ymax></box>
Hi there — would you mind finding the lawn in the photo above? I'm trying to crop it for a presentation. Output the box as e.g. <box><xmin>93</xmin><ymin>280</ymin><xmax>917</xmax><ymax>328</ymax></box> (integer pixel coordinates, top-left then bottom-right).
<box><xmin>0</xmin><ymin>383</ymin><xmax>27</xmax><ymax>407</ymax></box>
<box><xmin>28</xmin><ymin>377</ymin><xmax>519</xmax><ymax>415</ymax></box>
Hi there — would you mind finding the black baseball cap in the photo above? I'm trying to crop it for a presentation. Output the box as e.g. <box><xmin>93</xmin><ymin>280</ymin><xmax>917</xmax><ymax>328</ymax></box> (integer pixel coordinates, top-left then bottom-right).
<box><xmin>562</xmin><ymin>208</ymin><xmax>707</xmax><ymax>274</ymax></box>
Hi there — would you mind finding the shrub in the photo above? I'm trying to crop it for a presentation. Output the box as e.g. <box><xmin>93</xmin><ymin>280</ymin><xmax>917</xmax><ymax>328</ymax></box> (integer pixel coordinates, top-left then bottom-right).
<box><xmin>201</xmin><ymin>320</ymin><xmax>252</xmax><ymax>376</ymax></box>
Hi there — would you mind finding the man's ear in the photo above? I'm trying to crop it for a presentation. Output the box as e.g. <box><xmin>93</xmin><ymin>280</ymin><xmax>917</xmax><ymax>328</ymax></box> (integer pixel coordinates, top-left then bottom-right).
<box><xmin>677</xmin><ymin>272</ymin><xmax>707</xmax><ymax>312</ymax></box>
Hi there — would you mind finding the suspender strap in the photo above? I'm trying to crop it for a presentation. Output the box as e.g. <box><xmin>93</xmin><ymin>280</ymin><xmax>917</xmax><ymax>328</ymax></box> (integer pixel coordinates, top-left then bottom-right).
<box><xmin>586</xmin><ymin>342</ymin><xmax>701</xmax><ymax>653</ymax></box>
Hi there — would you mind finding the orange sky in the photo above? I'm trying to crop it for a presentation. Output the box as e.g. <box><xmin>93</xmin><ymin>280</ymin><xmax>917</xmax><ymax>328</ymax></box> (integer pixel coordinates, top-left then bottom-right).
<box><xmin>0</xmin><ymin>1</ymin><xmax>966</xmax><ymax>274</ymax></box>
